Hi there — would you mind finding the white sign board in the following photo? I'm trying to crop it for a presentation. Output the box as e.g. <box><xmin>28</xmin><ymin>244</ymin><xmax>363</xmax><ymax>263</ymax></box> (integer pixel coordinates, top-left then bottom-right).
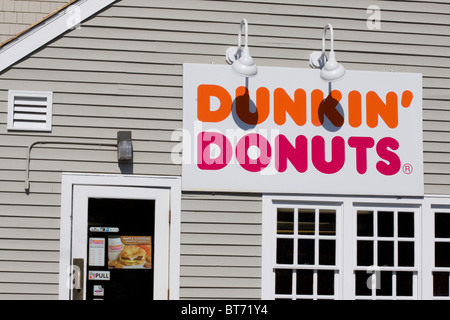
<box><xmin>182</xmin><ymin>63</ymin><xmax>423</xmax><ymax>196</ymax></box>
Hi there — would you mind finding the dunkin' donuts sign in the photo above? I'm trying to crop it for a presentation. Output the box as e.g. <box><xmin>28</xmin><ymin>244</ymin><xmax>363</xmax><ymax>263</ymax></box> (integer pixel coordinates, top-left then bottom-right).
<box><xmin>182</xmin><ymin>64</ymin><xmax>423</xmax><ymax>196</ymax></box>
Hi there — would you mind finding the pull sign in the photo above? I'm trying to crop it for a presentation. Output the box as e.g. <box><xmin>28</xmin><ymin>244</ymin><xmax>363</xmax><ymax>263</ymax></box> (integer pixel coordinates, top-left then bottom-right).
<box><xmin>89</xmin><ymin>227</ymin><xmax>119</xmax><ymax>233</ymax></box>
<box><xmin>88</xmin><ymin>271</ymin><xmax>110</xmax><ymax>281</ymax></box>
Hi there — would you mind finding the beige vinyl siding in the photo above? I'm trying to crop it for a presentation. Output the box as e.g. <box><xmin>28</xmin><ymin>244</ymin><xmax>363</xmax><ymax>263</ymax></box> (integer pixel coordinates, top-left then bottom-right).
<box><xmin>181</xmin><ymin>193</ymin><xmax>262</xmax><ymax>300</ymax></box>
<box><xmin>0</xmin><ymin>0</ymin><xmax>449</xmax><ymax>299</ymax></box>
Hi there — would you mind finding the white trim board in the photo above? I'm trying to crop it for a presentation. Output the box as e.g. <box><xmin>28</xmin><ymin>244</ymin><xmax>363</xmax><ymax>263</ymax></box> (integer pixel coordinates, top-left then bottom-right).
<box><xmin>59</xmin><ymin>173</ymin><xmax>181</xmax><ymax>300</ymax></box>
<box><xmin>0</xmin><ymin>0</ymin><xmax>117</xmax><ymax>73</ymax></box>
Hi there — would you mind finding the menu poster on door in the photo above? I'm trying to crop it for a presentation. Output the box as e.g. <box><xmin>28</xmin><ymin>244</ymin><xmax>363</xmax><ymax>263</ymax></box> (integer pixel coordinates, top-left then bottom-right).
<box><xmin>89</xmin><ymin>238</ymin><xmax>106</xmax><ymax>267</ymax></box>
<box><xmin>108</xmin><ymin>236</ymin><xmax>152</xmax><ymax>270</ymax></box>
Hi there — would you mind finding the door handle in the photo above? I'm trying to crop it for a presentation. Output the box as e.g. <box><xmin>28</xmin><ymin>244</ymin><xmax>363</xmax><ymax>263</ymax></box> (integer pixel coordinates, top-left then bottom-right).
<box><xmin>71</xmin><ymin>259</ymin><xmax>84</xmax><ymax>300</ymax></box>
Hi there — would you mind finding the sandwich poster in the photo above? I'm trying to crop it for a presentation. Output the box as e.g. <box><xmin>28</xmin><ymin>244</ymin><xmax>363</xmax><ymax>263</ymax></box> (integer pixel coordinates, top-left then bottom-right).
<box><xmin>107</xmin><ymin>236</ymin><xmax>152</xmax><ymax>270</ymax></box>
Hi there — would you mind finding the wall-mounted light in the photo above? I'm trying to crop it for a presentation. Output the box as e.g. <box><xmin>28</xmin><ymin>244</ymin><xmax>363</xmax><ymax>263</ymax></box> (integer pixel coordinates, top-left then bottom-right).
<box><xmin>309</xmin><ymin>24</ymin><xmax>346</xmax><ymax>82</ymax></box>
<box><xmin>226</xmin><ymin>19</ymin><xmax>258</xmax><ymax>78</ymax></box>
<box><xmin>117</xmin><ymin>131</ymin><xmax>133</xmax><ymax>162</ymax></box>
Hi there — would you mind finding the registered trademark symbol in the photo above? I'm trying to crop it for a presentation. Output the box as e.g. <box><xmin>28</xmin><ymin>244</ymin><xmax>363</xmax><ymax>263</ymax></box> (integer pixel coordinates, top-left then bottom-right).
<box><xmin>403</xmin><ymin>164</ymin><xmax>413</xmax><ymax>174</ymax></box>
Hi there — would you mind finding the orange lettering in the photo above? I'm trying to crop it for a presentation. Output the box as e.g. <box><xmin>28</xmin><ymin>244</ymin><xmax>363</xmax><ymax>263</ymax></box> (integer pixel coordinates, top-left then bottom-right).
<box><xmin>197</xmin><ymin>85</ymin><xmax>232</xmax><ymax>123</ymax></box>
<box><xmin>274</xmin><ymin>88</ymin><xmax>307</xmax><ymax>126</ymax></box>
<box><xmin>401</xmin><ymin>90</ymin><xmax>413</xmax><ymax>109</ymax></box>
<box><xmin>367</xmin><ymin>91</ymin><xmax>398</xmax><ymax>129</ymax></box>
<box><xmin>349</xmin><ymin>90</ymin><xmax>362</xmax><ymax>128</ymax></box>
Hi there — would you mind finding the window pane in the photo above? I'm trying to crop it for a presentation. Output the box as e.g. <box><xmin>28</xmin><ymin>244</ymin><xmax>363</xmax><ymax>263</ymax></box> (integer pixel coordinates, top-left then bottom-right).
<box><xmin>398</xmin><ymin>242</ymin><xmax>415</xmax><ymax>267</ymax></box>
<box><xmin>298</xmin><ymin>239</ymin><xmax>315</xmax><ymax>265</ymax></box>
<box><xmin>377</xmin><ymin>271</ymin><xmax>393</xmax><ymax>296</ymax></box>
<box><xmin>319</xmin><ymin>240</ymin><xmax>336</xmax><ymax>266</ymax></box>
<box><xmin>318</xmin><ymin>270</ymin><xmax>335</xmax><ymax>296</ymax></box>
<box><xmin>357</xmin><ymin>241</ymin><xmax>374</xmax><ymax>266</ymax></box>
<box><xmin>433</xmin><ymin>272</ymin><xmax>449</xmax><ymax>297</ymax></box>
<box><xmin>398</xmin><ymin>212</ymin><xmax>415</xmax><ymax>238</ymax></box>
<box><xmin>277</xmin><ymin>239</ymin><xmax>293</xmax><ymax>264</ymax></box>
<box><xmin>319</xmin><ymin>210</ymin><xmax>336</xmax><ymax>236</ymax></box>
<box><xmin>357</xmin><ymin>211</ymin><xmax>373</xmax><ymax>237</ymax></box>
<box><xmin>275</xmin><ymin>269</ymin><xmax>292</xmax><ymax>295</ymax></box>
<box><xmin>435</xmin><ymin>242</ymin><xmax>450</xmax><ymax>268</ymax></box>
<box><xmin>378</xmin><ymin>241</ymin><xmax>394</xmax><ymax>267</ymax></box>
<box><xmin>298</xmin><ymin>209</ymin><xmax>315</xmax><ymax>235</ymax></box>
<box><xmin>397</xmin><ymin>272</ymin><xmax>414</xmax><ymax>297</ymax></box>
<box><xmin>355</xmin><ymin>271</ymin><xmax>372</xmax><ymax>296</ymax></box>
<box><xmin>277</xmin><ymin>208</ymin><xmax>294</xmax><ymax>235</ymax></box>
<box><xmin>296</xmin><ymin>270</ymin><xmax>314</xmax><ymax>295</ymax></box>
<box><xmin>378</xmin><ymin>211</ymin><xmax>394</xmax><ymax>237</ymax></box>
<box><xmin>435</xmin><ymin>213</ymin><xmax>450</xmax><ymax>239</ymax></box>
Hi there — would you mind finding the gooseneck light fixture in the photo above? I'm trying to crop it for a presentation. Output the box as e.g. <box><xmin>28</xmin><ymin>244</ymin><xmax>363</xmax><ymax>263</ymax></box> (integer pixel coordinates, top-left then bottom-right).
<box><xmin>226</xmin><ymin>19</ymin><xmax>258</xmax><ymax>77</ymax></box>
<box><xmin>309</xmin><ymin>24</ymin><xmax>346</xmax><ymax>82</ymax></box>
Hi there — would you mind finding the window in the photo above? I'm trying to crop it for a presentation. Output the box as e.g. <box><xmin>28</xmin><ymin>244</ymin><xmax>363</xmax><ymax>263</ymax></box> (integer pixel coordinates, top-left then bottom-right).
<box><xmin>273</xmin><ymin>204</ymin><xmax>340</xmax><ymax>300</ymax></box>
<box><xmin>7</xmin><ymin>90</ymin><xmax>53</xmax><ymax>131</ymax></box>
<box><xmin>262</xmin><ymin>196</ymin><xmax>429</xmax><ymax>300</ymax></box>
<box><xmin>433</xmin><ymin>211</ymin><xmax>450</xmax><ymax>299</ymax></box>
<box><xmin>354</xmin><ymin>208</ymin><xmax>418</xmax><ymax>299</ymax></box>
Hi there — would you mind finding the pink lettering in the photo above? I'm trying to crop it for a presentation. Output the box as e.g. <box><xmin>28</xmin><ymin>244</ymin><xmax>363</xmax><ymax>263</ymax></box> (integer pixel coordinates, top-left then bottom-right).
<box><xmin>275</xmin><ymin>135</ymin><xmax>308</xmax><ymax>173</ymax></box>
<box><xmin>311</xmin><ymin>136</ymin><xmax>346</xmax><ymax>174</ymax></box>
<box><xmin>348</xmin><ymin>137</ymin><xmax>375</xmax><ymax>174</ymax></box>
<box><xmin>376</xmin><ymin>137</ymin><xmax>401</xmax><ymax>176</ymax></box>
<box><xmin>236</xmin><ymin>133</ymin><xmax>272</xmax><ymax>172</ymax></box>
<box><xmin>197</xmin><ymin>132</ymin><xmax>232</xmax><ymax>170</ymax></box>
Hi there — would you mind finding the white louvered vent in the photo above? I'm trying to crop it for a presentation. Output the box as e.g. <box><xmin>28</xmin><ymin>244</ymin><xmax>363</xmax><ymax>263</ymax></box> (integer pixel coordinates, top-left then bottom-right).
<box><xmin>7</xmin><ymin>90</ymin><xmax>53</xmax><ymax>132</ymax></box>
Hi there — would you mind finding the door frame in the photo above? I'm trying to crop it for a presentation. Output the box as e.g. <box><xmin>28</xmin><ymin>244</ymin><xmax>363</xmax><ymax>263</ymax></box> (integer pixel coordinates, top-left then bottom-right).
<box><xmin>58</xmin><ymin>173</ymin><xmax>181</xmax><ymax>300</ymax></box>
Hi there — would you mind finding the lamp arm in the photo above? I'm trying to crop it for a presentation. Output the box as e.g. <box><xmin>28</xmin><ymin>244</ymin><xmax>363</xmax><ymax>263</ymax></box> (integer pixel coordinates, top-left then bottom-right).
<box><xmin>320</xmin><ymin>23</ymin><xmax>335</xmax><ymax>60</ymax></box>
<box><xmin>235</xmin><ymin>19</ymin><xmax>249</xmax><ymax>57</ymax></box>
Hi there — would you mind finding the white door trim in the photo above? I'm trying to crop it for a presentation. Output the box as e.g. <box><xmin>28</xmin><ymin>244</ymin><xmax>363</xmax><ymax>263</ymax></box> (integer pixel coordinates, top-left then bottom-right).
<box><xmin>59</xmin><ymin>173</ymin><xmax>181</xmax><ymax>300</ymax></box>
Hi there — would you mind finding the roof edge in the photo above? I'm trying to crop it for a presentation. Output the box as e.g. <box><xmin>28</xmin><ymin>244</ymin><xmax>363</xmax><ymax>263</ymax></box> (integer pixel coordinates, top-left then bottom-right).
<box><xmin>0</xmin><ymin>0</ymin><xmax>117</xmax><ymax>73</ymax></box>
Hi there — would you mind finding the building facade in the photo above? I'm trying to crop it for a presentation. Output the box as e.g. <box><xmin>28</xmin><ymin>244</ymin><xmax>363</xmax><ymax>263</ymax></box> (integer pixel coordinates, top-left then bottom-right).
<box><xmin>0</xmin><ymin>0</ymin><xmax>449</xmax><ymax>300</ymax></box>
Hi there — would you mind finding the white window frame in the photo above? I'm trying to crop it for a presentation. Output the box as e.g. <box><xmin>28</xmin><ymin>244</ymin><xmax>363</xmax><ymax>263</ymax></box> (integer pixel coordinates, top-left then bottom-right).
<box><xmin>352</xmin><ymin>203</ymin><xmax>420</xmax><ymax>300</ymax></box>
<box><xmin>263</xmin><ymin>194</ymin><xmax>448</xmax><ymax>300</ymax></box>
<box><xmin>7</xmin><ymin>90</ymin><xmax>53</xmax><ymax>132</ymax></box>
<box><xmin>426</xmin><ymin>201</ymin><xmax>450</xmax><ymax>300</ymax></box>
<box><xmin>269</xmin><ymin>201</ymin><xmax>343</xmax><ymax>300</ymax></box>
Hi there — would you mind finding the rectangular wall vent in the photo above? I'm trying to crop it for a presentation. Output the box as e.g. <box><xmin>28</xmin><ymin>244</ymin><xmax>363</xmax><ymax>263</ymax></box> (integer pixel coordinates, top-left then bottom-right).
<box><xmin>7</xmin><ymin>90</ymin><xmax>53</xmax><ymax>132</ymax></box>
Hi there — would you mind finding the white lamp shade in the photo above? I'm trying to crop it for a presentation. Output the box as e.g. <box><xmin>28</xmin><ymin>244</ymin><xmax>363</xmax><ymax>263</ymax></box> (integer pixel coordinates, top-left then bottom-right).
<box><xmin>320</xmin><ymin>52</ymin><xmax>346</xmax><ymax>82</ymax></box>
<box><xmin>232</xmin><ymin>47</ymin><xmax>258</xmax><ymax>77</ymax></box>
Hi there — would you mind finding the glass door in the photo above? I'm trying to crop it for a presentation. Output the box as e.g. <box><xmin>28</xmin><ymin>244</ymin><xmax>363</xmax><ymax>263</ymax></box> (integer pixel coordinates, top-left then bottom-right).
<box><xmin>70</xmin><ymin>185</ymin><xmax>170</xmax><ymax>300</ymax></box>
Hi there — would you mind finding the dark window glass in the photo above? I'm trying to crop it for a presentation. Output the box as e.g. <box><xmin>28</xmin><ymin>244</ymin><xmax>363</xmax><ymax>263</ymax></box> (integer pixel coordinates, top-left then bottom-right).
<box><xmin>299</xmin><ymin>210</ymin><xmax>315</xmax><ymax>235</ymax></box>
<box><xmin>378</xmin><ymin>211</ymin><xmax>394</xmax><ymax>237</ymax></box>
<box><xmin>357</xmin><ymin>241</ymin><xmax>374</xmax><ymax>266</ymax></box>
<box><xmin>355</xmin><ymin>271</ymin><xmax>372</xmax><ymax>296</ymax></box>
<box><xmin>319</xmin><ymin>240</ymin><xmax>336</xmax><ymax>266</ymax></box>
<box><xmin>377</xmin><ymin>271</ymin><xmax>393</xmax><ymax>296</ymax></box>
<box><xmin>435</xmin><ymin>213</ymin><xmax>450</xmax><ymax>239</ymax></box>
<box><xmin>435</xmin><ymin>242</ymin><xmax>450</xmax><ymax>268</ymax></box>
<box><xmin>378</xmin><ymin>241</ymin><xmax>394</xmax><ymax>267</ymax></box>
<box><xmin>277</xmin><ymin>239</ymin><xmax>293</xmax><ymax>264</ymax></box>
<box><xmin>398</xmin><ymin>242</ymin><xmax>415</xmax><ymax>267</ymax></box>
<box><xmin>298</xmin><ymin>239</ymin><xmax>315</xmax><ymax>265</ymax></box>
<box><xmin>318</xmin><ymin>271</ymin><xmax>335</xmax><ymax>296</ymax></box>
<box><xmin>398</xmin><ymin>212</ymin><xmax>415</xmax><ymax>238</ymax></box>
<box><xmin>397</xmin><ymin>272</ymin><xmax>414</xmax><ymax>297</ymax></box>
<box><xmin>275</xmin><ymin>269</ymin><xmax>292</xmax><ymax>295</ymax></box>
<box><xmin>319</xmin><ymin>210</ymin><xmax>336</xmax><ymax>236</ymax></box>
<box><xmin>277</xmin><ymin>209</ymin><xmax>294</xmax><ymax>235</ymax></box>
<box><xmin>433</xmin><ymin>272</ymin><xmax>449</xmax><ymax>297</ymax></box>
<box><xmin>357</xmin><ymin>211</ymin><xmax>373</xmax><ymax>237</ymax></box>
<box><xmin>296</xmin><ymin>270</ymin><xmax>314</xmax><ymax>295</ymax></box>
